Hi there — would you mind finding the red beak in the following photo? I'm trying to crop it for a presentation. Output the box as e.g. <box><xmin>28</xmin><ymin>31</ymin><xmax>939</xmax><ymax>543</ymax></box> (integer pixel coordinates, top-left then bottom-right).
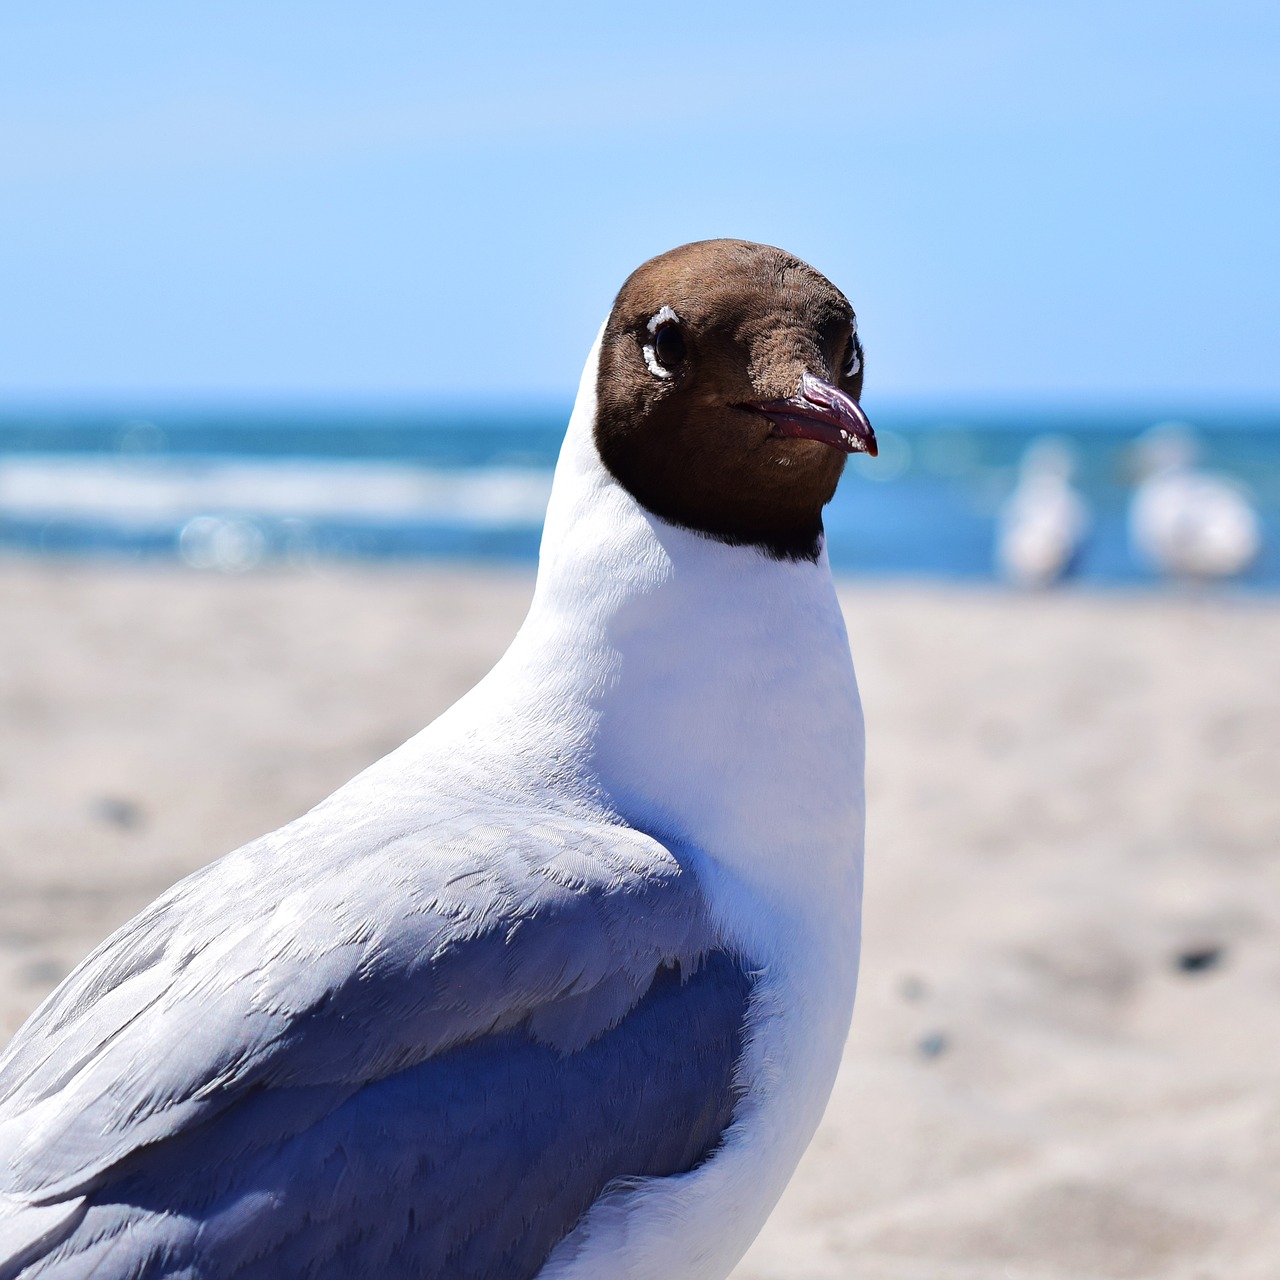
<box><xmin>744</xmin><ymin>372</ymin><xmax>877</xmax><ymax>457</ymax></box>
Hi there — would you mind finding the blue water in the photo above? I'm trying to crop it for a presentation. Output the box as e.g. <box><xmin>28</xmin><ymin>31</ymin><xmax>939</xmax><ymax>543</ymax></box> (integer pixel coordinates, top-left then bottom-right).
<box><xmin>2</xmin><ymin>405</ymin><xmax>1278</xmax><ymax>586</ymax></box>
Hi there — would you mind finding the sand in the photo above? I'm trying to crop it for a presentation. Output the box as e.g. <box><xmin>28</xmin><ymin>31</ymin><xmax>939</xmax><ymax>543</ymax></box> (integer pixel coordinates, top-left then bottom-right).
<box><xmin>1</xmin><ymin>559</ymin><xmax>1277</xmax><ymax>1279</ymax></box>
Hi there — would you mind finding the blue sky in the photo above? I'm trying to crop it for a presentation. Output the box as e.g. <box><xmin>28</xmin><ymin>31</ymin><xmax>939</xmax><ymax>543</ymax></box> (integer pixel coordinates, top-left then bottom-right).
<box><xmin>1</xmin><ymin>1</ymin><xmax>1276</xmax><ymax>404</ymax></box>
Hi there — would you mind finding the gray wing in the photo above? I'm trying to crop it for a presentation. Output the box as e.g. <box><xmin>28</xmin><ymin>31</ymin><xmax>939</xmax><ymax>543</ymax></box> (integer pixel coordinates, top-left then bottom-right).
<box><xmin>0</xmin><ymin>796</ymin><xmax>753</xmax><ymax>1280</ymax></box>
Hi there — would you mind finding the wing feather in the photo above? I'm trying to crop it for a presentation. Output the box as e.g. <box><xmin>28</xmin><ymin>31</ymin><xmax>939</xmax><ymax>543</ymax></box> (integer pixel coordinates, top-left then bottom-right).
<box><xmin>0</xmin><ymin>797</ymin><xmax>751</xmax><ymax>1280</ymax></box>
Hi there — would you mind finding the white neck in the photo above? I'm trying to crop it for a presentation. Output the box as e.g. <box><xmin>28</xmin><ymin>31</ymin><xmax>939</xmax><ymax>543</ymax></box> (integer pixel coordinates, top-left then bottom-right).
<box><xmin>426</xmin><ymin>334</ymin><xmax>865</xmax><ymax>951</ymax></box>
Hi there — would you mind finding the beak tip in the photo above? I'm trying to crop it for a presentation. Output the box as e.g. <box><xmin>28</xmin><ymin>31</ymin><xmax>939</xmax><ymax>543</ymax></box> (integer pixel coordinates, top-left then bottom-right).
<box><xmin>745</xmin><ymin>375</ymin><xmax>877</xmax><ymax>458</ymax></box>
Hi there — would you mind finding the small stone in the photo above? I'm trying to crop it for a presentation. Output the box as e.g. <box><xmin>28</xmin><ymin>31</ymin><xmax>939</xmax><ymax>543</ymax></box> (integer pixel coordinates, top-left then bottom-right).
<box><xmin>1173</xmin><ymin>943</ymin><xmax>1224</xmax><ymax>975</ymax></box>
<box><xmin>918</xmin><ymin>1030</ymin><xmax>949</xmax><ymax>1059</ymax></box>
<box><xmin>23</xmin><ymin>958</ymin><xmax>65</xmax><ymax>987</ymax></box>
<box><xmin>89</xmin><ymin>796</ymin><xmax>143</xmax><ymax>829</ymax></box>
<box><xmin>900</xmin><ymin>974</ymin><xmax>928</xmax><ymax>1002</ymax></box>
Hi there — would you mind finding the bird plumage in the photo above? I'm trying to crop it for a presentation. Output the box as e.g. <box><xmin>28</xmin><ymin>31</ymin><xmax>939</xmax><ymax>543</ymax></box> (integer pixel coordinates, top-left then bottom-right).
<box><xmin>1</xmin><ymin>803</ymin><xmax>750</xmax><ymax>1278</ymax></box>
<box><xmin>0</xmin><ymin>242</ymin><xmax>868</xmax><ymax>1280</ymax></box>
<box><xmin>1129</xmin><ymin>422</ymin><xmax>1262</xmax><ymax>582</ymax></box>
<box><xmin>996</xmin><ymin>436</ymin><xmax>1090</xmax><ymax>588</ymax></box>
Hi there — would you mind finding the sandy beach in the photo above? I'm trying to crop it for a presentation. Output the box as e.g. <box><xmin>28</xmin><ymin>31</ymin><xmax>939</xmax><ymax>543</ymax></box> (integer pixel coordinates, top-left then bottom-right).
<box><xmin>1</xmin><ymin>559</ymin><xmax>1277</xmax><ymax>1279</ymax></box>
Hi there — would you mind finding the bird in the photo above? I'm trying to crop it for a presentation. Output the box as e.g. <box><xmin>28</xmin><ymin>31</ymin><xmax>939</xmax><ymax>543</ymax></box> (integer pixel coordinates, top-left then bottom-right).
<box><xmin>995</xmin><ymin>435</ymin><xmax>1090</xmax><ymax>588</ymax></box>
<box><xmin>1128</xmin><ymin>422</ymin><xmax>1261</xmax><ymax>582</ymax></box>
<box><xmin>0</xmin><ymin>239</ymin><xmax>877</xmax><ymax>1280</ymax></box>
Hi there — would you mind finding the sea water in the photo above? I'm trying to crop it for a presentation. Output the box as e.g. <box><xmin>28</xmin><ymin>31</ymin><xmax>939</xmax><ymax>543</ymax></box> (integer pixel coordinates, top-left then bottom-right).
<box><xmin>1</xmin><ymin>405</ymin><xmax>1277</xmax><ymax>587</ymax></box>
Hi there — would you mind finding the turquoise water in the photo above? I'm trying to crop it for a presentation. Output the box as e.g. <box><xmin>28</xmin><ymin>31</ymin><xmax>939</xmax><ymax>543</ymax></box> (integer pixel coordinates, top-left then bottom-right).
<box><xmin>2</xmin><ymin>405</ymin><xmax>1277</xmax><ymax>586</ymax></box>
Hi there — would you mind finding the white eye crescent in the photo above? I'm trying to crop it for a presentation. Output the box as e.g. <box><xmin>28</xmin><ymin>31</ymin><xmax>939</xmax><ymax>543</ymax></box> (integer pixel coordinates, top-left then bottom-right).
<box><xmin>643</xmin><ymin>306</ymin><xmax>682</xmax><ymax>380</ymax></box>
<box><xmin>844</xmin><ymin>325</ymin><xmax>862</xmax><ymax>379</ymax></box>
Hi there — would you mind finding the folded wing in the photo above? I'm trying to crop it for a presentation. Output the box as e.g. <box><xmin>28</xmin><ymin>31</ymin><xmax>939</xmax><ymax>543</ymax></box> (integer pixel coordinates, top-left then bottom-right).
<box><xmin>0</xmin><ymin>799</ymin><xmax>753</xmax><ymax>1280</ymax></box>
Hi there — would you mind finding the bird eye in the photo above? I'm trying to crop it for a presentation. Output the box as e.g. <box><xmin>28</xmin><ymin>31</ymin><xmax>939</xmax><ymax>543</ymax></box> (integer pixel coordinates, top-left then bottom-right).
<box><xmin>843</xmin><ymin>336</ymin><xmax>862</xmax><ymax>380</ymax></box>
<box><xmin>652</xmin><ymin>322</ymin><xmax>686</xmax><ymax>371</ymax></box>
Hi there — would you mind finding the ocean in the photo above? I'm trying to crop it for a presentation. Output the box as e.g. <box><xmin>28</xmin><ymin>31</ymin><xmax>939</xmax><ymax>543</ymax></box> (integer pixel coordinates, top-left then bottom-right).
<box><xmin>2</xmin><ymin>405</ymin><xmax>1277</xmax><ymax>587</ymax></box>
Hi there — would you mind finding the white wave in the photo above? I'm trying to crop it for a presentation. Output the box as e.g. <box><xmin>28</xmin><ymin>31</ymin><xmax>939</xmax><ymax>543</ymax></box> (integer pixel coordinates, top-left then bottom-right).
<box><xmin>0</xmin><ymin>456</ymin><xmax>554</xmax><ymax>528</ymax></box>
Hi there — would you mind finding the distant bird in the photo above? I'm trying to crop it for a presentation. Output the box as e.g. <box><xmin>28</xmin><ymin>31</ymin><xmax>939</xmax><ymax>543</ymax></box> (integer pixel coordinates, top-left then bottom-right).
<box><xmin>995</xmin><ymin>436</ymin><xmax>1090</xmax><ymax>588</ymax></box>
<box><xmin>0</xmin><ymin>240</ymin><xmax>877</xmax><ymax>1280</ymax></box>
<box><xmin>1129</xmin><ymin>422</ymin><xmax>1261</xmax><ymax>582</ymax></box>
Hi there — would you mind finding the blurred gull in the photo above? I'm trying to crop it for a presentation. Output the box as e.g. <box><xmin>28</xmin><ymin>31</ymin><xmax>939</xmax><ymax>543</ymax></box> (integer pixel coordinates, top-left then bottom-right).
<box><xmin>1129</xmin><ymin>423</ymin><xmax>1261</xmax><ymax>582</ymax></box>
<box><xmin>995</xmin><ymin>436</ymin><xmax>1090</xmax><ymax>588</ymax></box>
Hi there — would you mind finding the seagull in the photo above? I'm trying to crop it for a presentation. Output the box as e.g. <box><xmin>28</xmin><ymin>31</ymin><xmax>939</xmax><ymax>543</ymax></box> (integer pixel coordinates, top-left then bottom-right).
<box><xmin>0</xmin><ymin>240</ymin><xmax>877</xmax><ymax>1280</ymax></box>
<box><xmin>1129</xmin><ymin>422</ymin><xmax>1261</xmax><ymax>582</ymax></box>
<box><xmin>995</xmin><ymin>436</ymin><xmax>1090</xmax><ymax>588</ymax></box>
